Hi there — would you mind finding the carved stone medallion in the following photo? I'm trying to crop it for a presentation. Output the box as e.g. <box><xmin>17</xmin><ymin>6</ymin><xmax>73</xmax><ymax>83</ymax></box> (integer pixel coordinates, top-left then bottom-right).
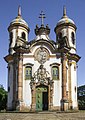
<box><xmin>34</xmin><ymin>46</ymin><xmax>49</xmax><ymax>64</ymax></box>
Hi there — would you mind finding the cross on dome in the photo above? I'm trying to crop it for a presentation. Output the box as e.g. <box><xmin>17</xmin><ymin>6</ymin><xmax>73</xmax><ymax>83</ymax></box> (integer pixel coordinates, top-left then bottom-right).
<box><xmin>39</xmin><ymin>11</ymin><xmax>46</xmax><ymax>25</ymax></box>
<box><xmin>18</xmin><ymin>5</ymin><xmax>21</xmax><ymax>16</ymax></box>
<box><xmin>63</xmin><ymin>6</ymin><xmax>66</xmax><ymax>17</ymax></box>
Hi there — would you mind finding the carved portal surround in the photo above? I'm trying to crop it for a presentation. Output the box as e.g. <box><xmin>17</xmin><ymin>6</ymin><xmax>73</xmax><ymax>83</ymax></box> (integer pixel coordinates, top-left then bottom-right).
<box><xmin>30</xmin><ymin>64</ymin><xmax>54</xmax><ymax>111</ymax></box>
<box><xmin>29</xmin><ymin>46</ymin><xmax>54</xmax><ymax>111</ymax></box>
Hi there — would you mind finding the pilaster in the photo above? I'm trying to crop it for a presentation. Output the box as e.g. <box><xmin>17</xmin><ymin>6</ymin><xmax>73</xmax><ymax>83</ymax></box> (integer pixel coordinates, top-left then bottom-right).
<box><xmin>16</xmin><ymin>53</ymin><xmax>23</xmax><ymax>110</ymax></box>
<box><xmin>12</xmin><ymin>54</ymin><xmax>17</xmax><ymax>110</ymax></box>
<box><xmin>61</xmin><ymin>53</ymin><xmax>68</xmax><ymax>111</ymax></box>
<box><xmin>30</xmin><ymin>82</ymin><xmax>36</xmax><ymax>112</ymax></box>
<box><xmin>48</xmin><ymin>83</ymin><xmax>54</xmax><ymax>110</ymax></box>
<box><xmin>68</xmin><ymin>60</ymin><xmax>72</xmax><ymax>109</ymax></box>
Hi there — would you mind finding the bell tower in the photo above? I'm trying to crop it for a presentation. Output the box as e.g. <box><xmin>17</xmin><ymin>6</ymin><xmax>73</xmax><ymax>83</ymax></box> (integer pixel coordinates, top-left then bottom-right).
<box><xmin>4</xmin><ymin>6</ymin><xmax>30</xmax><ymax>111</ymax></box>
<box><xmin>8</xmin><ymin>6</ymin><xmax>30</xmax><ymax>54</ymax></box>
<box><xmin>54</xmin><ymin>6</ymin><xmax>77</xmax><ymax>54</ymax></box>
<box><xmin>54</xmin><ymin>6</ymin><xmax>80</xmax><ymax>111</ymax></box>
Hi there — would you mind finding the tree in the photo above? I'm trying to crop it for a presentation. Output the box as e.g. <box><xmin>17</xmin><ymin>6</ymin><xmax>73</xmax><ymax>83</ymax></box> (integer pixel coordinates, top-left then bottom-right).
<box><xmin>0</xmin><ymin>85</ymin><xmax>7</xmax><ymax>111</ymax></box>
<box><xmin>77</xmin><ymin>85</ymin><xmax>85</xmax><ymax>110</ymax></box>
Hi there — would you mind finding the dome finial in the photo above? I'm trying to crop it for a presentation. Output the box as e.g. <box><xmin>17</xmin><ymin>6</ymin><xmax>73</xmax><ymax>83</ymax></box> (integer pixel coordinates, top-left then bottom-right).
<box><xmin>18</xmin><ymin>5</ymin><xmax>21</xmax><ymax>16</ymax></box>
<box><xmin>39</xmin><ymin>11</ymin><xmax>46</xmax><ymax>25</ymax></box>
<box><xmin>63</xmin><ymin>6</ymin><xmax>66</xmax><ymax>17</ymax></box>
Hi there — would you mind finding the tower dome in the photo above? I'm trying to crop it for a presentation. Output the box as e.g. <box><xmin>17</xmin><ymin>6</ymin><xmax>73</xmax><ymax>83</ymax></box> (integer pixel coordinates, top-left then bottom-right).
<box><xmin>8</xmin><ymin>6</ymin><xmax>29</xmax><ymax>31</ymax></box>
<box><xmin>56</xmin><ymin>6</ymin><xmax>76</xmax><ymax>29</ymax></box>
<box><xmin>10</xmin><ymin>15</ymin><xmax>28</xmax><ymax>28</ymax></box>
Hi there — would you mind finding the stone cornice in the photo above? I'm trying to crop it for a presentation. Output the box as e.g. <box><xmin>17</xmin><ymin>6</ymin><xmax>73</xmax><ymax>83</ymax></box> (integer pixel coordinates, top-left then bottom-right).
<box><xmin>54</xmin><ymin>22</ymin><xmax>77</xmax><ymax>33</ymax></box>
<box><xmin>67</xmin><ymin>53</ymin><xmax>81</xmax><ymax>62</ymax></box>
<box><xmin>14</xmin><ymin>46</ymin><xmax>30</xmax><ymax>53</ymax></box>
<box><xmin>23</xmin><ymin>63</ymin><xmax>34</xmax><ymax>66</ymax></box>
<box><xmin>8</xmin><ymin>23</ymin><xmax>30</xmax><ymax>32</ymax></box>
<box><xmin>50</xmin><ymin>62</ymin><xmax>60</xmax><ymax>66</ymax></box>
<box><xmin>4</xmin><ymin>54</ymin><xmax>13</xmax><ymax>63</ymax></box>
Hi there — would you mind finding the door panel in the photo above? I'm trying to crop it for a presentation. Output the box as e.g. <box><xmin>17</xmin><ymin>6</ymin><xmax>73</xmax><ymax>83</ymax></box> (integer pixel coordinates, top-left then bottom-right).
<box><xmin>36</xmin><ymin>86</ymin><xmax>48</xmax><ymax>111</ymax></box>
<box><xmin>36</xmin><ymin>92</ymin><xmax>42</xmax><ymax>111</ymax></box>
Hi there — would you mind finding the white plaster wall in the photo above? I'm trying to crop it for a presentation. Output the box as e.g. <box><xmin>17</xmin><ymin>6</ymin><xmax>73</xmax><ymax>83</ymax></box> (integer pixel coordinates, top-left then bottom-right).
<box><xmin>66</xmin><ymin>63</ymin><xmax>69</xmax><ymax>91</ymax></box>
<box><xmin>53</xmin><ymin>81</ymin><xmax>61</xmax><ymax>106</ymax></box>
<box><xmin>29</xmin><ymin>45</ymin><xmax>53</xmax><ymax>56</ymax></box>
<box><xmin>60</xmin><ymin>28</ymin><xmax>67</xmax><ymax>37</ymax></box>
<box><xmin>22</xmin><ymin>45</ymin><xmax>62</xmax><ymax>107</ymax></box>
<box><xmin>23</xmin><ymin>57</ymin><xmax>34</xmax><ymax>65</ymax></box>
<box><xmin>23</xmin><ymin>63</ymin><xmax>32</xmax><ymax>106</ymax></box>
<box><xmin>23</xmin><ymin>55</ymin><xmax>61</xmax><ymax>76</ymax></box>
<box><xmin>35</xmin><ymin>34</ymin><xmax>50</xmax><ymax>41</ymax></box>
<box><xmin>7</xmin><ymin>63</ymin><xmax>13</xmax><ymax>109</ymax></box>
<box><xmin>9</xmin><ymin>27</ymin><xmax>28</xmax><ymax>54</ymax></box>
<box><xmin>18</xmin><ymin>27</ymin><xmax>28</xmax><ymax>41</ymax></box>
<box><xmin>68</xmin><ymin>27</ymin><xmax>76</xmax><ymax>54</ymax></box>
<box><xmin>23</xmin><ymin>80</ymin><xmax>31</xmax><ymax>106</ymax></box>
<box><xmin>73</xmin><ymin>69</ymin><xmax>78</xmax><ymax>108</ymax></box>
<box><xmin>71</xmin><ymin>61</ymin><xmax>77</xmax><ymax>108</ymax></box>
<box><xmin>57</xmin><ymin>26</ymin><xmax>76</xmax><ymax>54</ymax></box>
<box><xmin>10</xmin><ymin>29</ymin><xmax>16</xmax><ymax>48</ymax></box>
<box><xmin>68</xmin><ymin>27</ymin><xmax>76</xmax><ymax>47</ymax></box>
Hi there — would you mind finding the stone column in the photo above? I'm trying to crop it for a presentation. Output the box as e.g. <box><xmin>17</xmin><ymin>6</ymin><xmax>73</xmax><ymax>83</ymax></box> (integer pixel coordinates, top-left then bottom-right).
<box><xmin>48</xmin><ymin>84</ymin><xmax>50</xmax><ymax>110</ymax></box>
<box><xmin>12</xmin><ymin>54</ymin><xmax>17</xmax><ymax>110</ymax></box>
<box><xmin>17</xmin><ymin>53</ymin><xmax>23</xmax><ymax>110</ymax></box>
<box><xmin>31</xmin><ymin>83</ymin><xmax>36</xmax><ymax>111</ymax></box>
<box><xmin>61</xmin><ymin>53</ymin><xmax>68</xmax><ymax>111</ymax></box>
<box><xmin>48</xmin><ymin>81</ymin><xmax>53</xmax><ymax>111</ymax></box>
<box><xmin>68</xmin><ymin>61</ymin><xmax>72</xmax><ymax>109</ymax></box>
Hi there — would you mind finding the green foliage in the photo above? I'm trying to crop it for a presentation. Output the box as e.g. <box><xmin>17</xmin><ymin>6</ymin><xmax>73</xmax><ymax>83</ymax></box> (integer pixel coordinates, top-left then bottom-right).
<box><xmin>78</xmin><ymin>85</ymin><xmax>85</xmax><ymax>110</ymax></box>
<box><xmin>0</xmin><ymin>87</ymin><xmax>7</xmax><ymax>111</ymax></box>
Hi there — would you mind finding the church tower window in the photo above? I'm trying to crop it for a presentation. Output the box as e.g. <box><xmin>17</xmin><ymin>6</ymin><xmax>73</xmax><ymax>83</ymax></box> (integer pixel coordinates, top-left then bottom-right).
<box><xmin>71</xmin><ymin>32</ymin><xmax>75</xmax><ymax>45</ymax></box>
<box><xmin>25</xmin><ymin>66</ymin><xmax>32</xmax><ymax>80</ymax></box>
<box><xmin>9</xmin><ymin>32</ymin><xmax>13</xmax><ymax>46</ymax></box>
<box><xmin>52</xmin><ymin>66</ymin><xmax>59</xmax><ymax>80</ymax></box>
<box><xmin>58</xmin><ymin>32</ymin><xmax>62</xmax><ymax>40</ymax></box>
<box><xmin>22</xmin><ymin>32</ymin><xmax>26</xmax><ymax>40</ymax></box>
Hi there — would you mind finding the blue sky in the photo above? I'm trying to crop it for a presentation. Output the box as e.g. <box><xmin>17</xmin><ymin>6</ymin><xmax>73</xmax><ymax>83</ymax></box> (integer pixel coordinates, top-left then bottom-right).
<box><xmin>0</xmin><ymin>0</ymin><xmax>85</xmax><ymax>90</ymax></box>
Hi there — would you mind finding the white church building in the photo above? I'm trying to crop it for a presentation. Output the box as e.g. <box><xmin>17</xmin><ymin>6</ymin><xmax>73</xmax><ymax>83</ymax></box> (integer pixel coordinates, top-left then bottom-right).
<box><xmin>4</xmin><ymin>6</ymin><xmax>80</xmax><ymax>111</ymax></box>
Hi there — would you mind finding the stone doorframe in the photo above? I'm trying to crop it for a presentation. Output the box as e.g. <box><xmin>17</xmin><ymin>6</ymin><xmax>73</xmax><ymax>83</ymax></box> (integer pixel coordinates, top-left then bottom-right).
<box><xmin>30</xmin><ymin>81</ymin><xmax>54</xmax><ymax>112</ymax></box>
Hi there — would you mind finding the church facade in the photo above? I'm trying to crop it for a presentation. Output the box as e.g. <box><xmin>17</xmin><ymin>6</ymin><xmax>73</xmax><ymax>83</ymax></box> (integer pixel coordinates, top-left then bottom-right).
<box><xmin>4</xmin><ymin>6</ymin><xmax>80</xmax><ymax>111</ymax></box>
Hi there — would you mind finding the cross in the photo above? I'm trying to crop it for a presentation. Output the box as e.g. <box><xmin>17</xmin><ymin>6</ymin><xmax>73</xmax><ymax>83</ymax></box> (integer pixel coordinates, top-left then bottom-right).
<box><xmin>39</xmin><ymin>11</ymin><xmax>46</xmax><ymax>25</ymax></box>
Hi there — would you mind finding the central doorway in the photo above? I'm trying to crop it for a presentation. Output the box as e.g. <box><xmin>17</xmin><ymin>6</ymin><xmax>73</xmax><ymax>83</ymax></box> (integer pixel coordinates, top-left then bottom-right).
<box><xmin>36</xmin><ymin>85</ymin><xmax>48</xmax><ymax>111</ymax></box>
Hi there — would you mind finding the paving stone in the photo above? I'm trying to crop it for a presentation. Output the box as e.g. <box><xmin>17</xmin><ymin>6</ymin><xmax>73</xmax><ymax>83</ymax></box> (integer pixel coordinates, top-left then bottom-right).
<box><xmin>0</xmin><ymin>111</ymin><xmax>85</xmax><ymax>120</ymax></box>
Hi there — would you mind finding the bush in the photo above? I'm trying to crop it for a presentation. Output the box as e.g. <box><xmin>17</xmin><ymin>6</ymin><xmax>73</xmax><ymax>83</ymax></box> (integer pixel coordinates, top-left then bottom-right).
<box><xmin>0</xmin><ymin>87</ymin><xmax>7</xmax><ymax>111</ymax></box>
<box><xmin>78</xmin><ymin>85</ymin><xmax>85</xmax><ymax>110</ymax></box>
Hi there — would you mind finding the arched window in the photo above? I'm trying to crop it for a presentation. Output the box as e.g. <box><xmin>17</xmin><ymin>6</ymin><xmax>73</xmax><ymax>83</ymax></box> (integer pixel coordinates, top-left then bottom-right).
<box><xmin>58</xmin><ymin>32</ymin><xmax>62</xmax><ymax>40</ymax></box>
<box><xmin>71</xmin><ymin>32</ymin><xmax>75</xmax><ymax>45</ymax></box>
<box><xmin>52</xmin><ymin>66</ymin><xmax>59</xmax><ymax>80</ymax></box>
<box><xmin>9</xmin><ymin>32</ymin><xmax>13</xmax><ymax>46</ymax></box>
<box><xmin>25</xmin><ymin>66</ymin><xmax>32</xmax><ymax>80</ymax></box>
<box><xmin>22</xmin><ymin>32</ymin><xmax>26</xmax><ymax>40</ymax></box>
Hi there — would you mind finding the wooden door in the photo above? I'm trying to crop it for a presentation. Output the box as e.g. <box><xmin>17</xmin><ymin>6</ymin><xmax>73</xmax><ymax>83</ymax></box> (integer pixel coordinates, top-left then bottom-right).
<box><xmin>36</xmin><ymin>86</ymin><xmax>48</xmax><ymax>111</ymax></box>
<box><xmin>36</xmin><ymin>88</ymin><xmax>42</xmax><ymax>111</ymax></box>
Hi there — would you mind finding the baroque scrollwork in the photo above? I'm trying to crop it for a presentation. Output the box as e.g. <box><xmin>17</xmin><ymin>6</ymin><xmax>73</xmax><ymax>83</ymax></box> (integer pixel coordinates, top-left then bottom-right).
<box><xmin>34</xmin><ymin>65</ymin><xmax>50</xmax><ymax>83</ymax></box>
<box><xmin>30</xmin><ymin>65</ymin><xmax>53</xmax><ymax>89</ymax></box>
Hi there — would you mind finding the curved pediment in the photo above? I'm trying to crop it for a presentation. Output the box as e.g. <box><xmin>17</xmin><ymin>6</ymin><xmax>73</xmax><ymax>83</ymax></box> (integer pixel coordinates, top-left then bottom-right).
<box><xmin>29</xmin><ymin>39</ymin><xmax>56</xmax><ymax>54</ymax></box>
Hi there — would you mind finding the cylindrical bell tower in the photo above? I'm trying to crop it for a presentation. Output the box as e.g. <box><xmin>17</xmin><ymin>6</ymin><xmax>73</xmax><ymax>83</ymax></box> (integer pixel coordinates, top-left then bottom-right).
<box><xmin>54</xmin><ymin>6</ymin><xmax>77</xmax><ymax>54</ymax></box>
<box><xmin>8</xmin><ymin>6</ymin><xmax>30</xmax><ymax>54</ymax></box>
